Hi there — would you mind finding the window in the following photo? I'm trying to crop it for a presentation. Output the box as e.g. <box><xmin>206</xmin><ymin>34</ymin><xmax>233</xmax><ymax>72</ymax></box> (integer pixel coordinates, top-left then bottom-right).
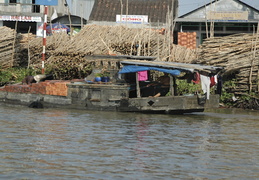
<box><xmin>225</xmin><ymin>23</ymin><xmax>249</xmax><ymax>32</ymax></box>
<box><xmin>32</xmin><ymin>0</ymin><xmax>40</xmax><ymax>13</ymax></box>
<box><xmin>9</xmin><ymin>0</ymin><xmax>17</xmax><ymax>3</ymax></box>
<box><xmin>181</xmin><ymin>22</ymin><xmax>199</xmax><ymax>31</ymax></box>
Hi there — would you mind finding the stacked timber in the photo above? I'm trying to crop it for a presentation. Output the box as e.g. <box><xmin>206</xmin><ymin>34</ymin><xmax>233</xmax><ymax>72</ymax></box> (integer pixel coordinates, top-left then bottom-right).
<box><xmin>19</xmin><ymin>33</ymin><xmax>36</xmax><ymax>67</ymax></box>
<box><xmin>12</xmin><ymin>25</ymin><xmax>197</xmax><ymax>79</ymax></box>
<box><xmin>171</xmin><ymin>44</ymin><xmax>197</xmax><ymax>63</ymax></box>
<box><xmin>0</xmin><ymin>26</ymin><xmax>21</xmax><ymax>68</ymax></box>
<box><xmin>27</xmin><ymin>32</ymin><xmax>70</xmax><ymax>69</ymax></box>
<box><xmin>197</xmin><ymin>33</ymin><xmax>259</xmax><ymax>93</ymax></box>
<box><xmin>41</xmin><ymin>25</ymin><xmax>197</xmax><ymax>79</ymax></box>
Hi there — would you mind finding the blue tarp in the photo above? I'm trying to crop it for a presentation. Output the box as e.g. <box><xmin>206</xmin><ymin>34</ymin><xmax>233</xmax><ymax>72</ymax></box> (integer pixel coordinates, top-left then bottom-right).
<box><xmin>119</xmin><ymin>65</ymin><xmax>181</xmax><ymax>76</ymax></box>
<box><xmin>46</xmin><ymin>23</ymin><xmax>70</xmax><ymax>34</ymax></box>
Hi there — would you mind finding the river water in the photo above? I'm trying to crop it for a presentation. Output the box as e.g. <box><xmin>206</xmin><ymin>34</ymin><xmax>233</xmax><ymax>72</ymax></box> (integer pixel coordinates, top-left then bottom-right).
<box><xmin>0</xmin><ymin>105</ymin><xmax>258</xmax><ymax>180</ymax></box>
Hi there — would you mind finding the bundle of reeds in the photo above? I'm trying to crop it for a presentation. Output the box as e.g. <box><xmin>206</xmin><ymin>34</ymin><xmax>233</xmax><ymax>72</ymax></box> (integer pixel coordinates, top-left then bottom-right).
<box><xmin>197</xmin><ymin>33</ymin><xmax>259</xmax><ymax>93</ymax></box>
<box><xmin>0</xmin><ymin>26</ymin><xmax>21</xmax><ymax>68</ymax></box>
<box><xmin>27</xmin><ymin>32</ymin><xmax>70</xmax><ymax>69</ymax></box>
<box><xmin>45</xmin><ymin>25</ymin><xmax>199</xmax><ymax>78</ymax></box>
<box><xmin>25</xmin><ymin>24</ymin><xmax>197</xmax><ymax>79</ymax></box>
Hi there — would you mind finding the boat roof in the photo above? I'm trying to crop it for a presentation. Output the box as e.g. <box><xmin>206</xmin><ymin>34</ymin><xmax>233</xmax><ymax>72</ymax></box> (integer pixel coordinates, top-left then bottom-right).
<box><xmin>120</xmin><ymin>60</ymin><xmax>223</xmax><ymax>74</ymax></box>
<box><xmin>85</xmin><ymin>55</ymin><xmax>157</xmax><ymax>61</ymax></box>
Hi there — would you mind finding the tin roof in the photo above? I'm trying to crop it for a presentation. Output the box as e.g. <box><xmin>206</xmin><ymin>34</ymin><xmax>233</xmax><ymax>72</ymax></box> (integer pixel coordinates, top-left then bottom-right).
<box><xmin>179</xmin><ymin>0</ymin><xmax>259</xmax><ymax>19</ymax></box>
<box><xmin>178</xmin><ymin>0</ymin><xmax>259</xmax><ymax>16</ymax></box>
<box><xmin>121</xmin><ymin>60</ymin><xmax>224</xmax><ymax>74</ymax></box>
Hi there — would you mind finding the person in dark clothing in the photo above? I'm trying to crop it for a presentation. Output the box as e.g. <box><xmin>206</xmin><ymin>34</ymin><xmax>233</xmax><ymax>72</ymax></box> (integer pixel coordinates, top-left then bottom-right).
<box><xmin>22</xmin><ymin>76</ymin><xmax>36</xmax><ymax>85</ymax></box>
<box><xmin>146</xmin><ymin>73</ymin><xmax>170</xmax><ymax>97</ymax></box>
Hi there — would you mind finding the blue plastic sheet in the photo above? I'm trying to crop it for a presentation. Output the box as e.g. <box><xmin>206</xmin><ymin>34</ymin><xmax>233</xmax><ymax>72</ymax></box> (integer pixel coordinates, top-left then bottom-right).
<box><xmin>119</xmin><ymin>65</ymin><xmax>181</xmax><ymax>76</ymax></box>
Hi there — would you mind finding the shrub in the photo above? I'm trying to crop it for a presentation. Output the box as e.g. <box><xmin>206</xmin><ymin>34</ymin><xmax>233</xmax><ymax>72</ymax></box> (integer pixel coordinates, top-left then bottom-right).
<box><xmin>0</xmin><ymin>67</ymin><xmax>37</xmax><ymax>85</ymax></box>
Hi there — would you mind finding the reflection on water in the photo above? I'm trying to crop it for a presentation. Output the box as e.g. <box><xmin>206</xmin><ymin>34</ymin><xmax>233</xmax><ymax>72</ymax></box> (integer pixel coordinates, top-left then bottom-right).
<box><xmin>0</xmin><ymin>105</ymin><xmax>258</xmax><ymax>179</ymax></box>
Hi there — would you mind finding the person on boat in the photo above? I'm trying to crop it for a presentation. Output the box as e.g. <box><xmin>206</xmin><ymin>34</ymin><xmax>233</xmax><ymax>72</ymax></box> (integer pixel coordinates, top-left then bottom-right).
<box><xmin>146</xmin><ymin>73</ymin><xmax>170</xmax><ymax>97</ymax></box>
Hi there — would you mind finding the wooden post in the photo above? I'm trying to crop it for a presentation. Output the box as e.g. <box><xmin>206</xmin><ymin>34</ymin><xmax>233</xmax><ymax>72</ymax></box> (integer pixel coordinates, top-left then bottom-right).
<box><xmin>168</xmin><ymin>7</ymin><xmax>171</xmax><ymax>61</ymax></box>
<box><xmin>11</xmin><ymin>20</ymin><xmax>18</xmax><ymax>67</ymax></box>
<box><xmin>249</xmin><ymin>22</ymin><xmax>259</xmax><ymax>93</ymax></box>
<box><xmin>148</xmin><ymin>19</ymin><xmax>151</xmax><ymax>56</ymax></box>
<box><xmin>157</xmin><ymin>21</ymin><xmax>160</xmax><ymax>60</ymax></box>
<box><xmin>65</xmin><ymin>1</ymin><xmax>73</xmax><ymax>37</ymax></box>
<box><xmin>80</xmin><ymin>3</ymin><xmax>83</xmax><ymax>29</ymax></box>
<box><xmin>169</xmin><ymin>74</ymin><xmax>174</xmax><ymax>96</ymax></box>
<box><xmin>120</xmin><ymin>0</ymin><xmax>123</xmax><ymax>41</ymax></box>
<box><xmin>205</xmin><ymin>4</ymin><xmax>208</xmax><ymax>39</ymax></box>
<box><xmin>27</xmin><ymin>26</ymin><xmax>31</xmax><ymax>69</ymax></box>
<box><xmin>136</xmin><ymin>72</ymin><xmax>141</xmax><ymax>98</ymax></box>
<box><xmin>173</xmin><ymin>76</ymin><xmax>177</xmax><ymax>96</ymax></box>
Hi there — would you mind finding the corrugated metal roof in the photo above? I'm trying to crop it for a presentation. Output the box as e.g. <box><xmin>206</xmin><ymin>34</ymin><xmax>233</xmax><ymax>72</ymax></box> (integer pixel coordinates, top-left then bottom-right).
<box><xmin>178</xmin><ymin>0</ymin><xmax>259</xmax><ymax>17</ymax></box>
<box><xmin>121</xmin><ymin>60</ymin><xmax>224</xmax><ymax>74</ymax></box>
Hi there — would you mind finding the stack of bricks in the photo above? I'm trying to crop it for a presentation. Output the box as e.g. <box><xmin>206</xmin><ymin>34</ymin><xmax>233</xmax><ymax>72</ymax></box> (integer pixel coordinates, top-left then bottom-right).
<box><xmin>45</xmin><ymin>80</ymin><xmax>70</xmax><ymax>96</ymax></box>
<box><xmin>0</xmin><ymin>80</ymin><xmax>71</xmax><ymax>96</ymax></box>
<box><xmin>178</xmin><ymin>32</ymin><xmax>197</xmax><ymax>49</ymax></box>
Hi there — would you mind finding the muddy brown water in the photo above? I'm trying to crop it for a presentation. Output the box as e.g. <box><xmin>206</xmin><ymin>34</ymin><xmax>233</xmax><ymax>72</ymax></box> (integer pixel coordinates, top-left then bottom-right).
<box><xmin>0</xmin><ymin>105</ymin><xmax>258</xmax><ymax>179</ymax></box>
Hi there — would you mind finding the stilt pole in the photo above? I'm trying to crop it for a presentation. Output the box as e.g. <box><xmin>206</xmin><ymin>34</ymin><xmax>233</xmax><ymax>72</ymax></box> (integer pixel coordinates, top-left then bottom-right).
<box><xmin>42</xmin><ymin>5</ymin><xmax>48</xmax><ymax>74</ymax></box>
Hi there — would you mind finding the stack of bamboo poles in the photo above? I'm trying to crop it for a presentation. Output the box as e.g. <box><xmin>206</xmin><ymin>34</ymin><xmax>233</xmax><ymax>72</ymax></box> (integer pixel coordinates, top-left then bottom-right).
<box><xmin>170</xmin><ymin>44</ymin><xmax>198</xmax><ymax>63</ymax></box>
<box><xmin>24</xmin><ymin>25</ymin><xmax>197</xmax><ymax>79</ymax></box>
<box><xmin>197</xmin><ymin>33</ymin><xmax>259</xmax><ymax>93</ymax></box>
<box><xmin>27</xmin><ymin>32</ymin><xmax>70</xmax><ymax>69</ymax></box>
<box><xmin>19</xmin><ymin>33</ymin><xmax>35</xmax><ymax>44</ymax></box>
<box><xmin>0</xmin><ymin>26</ymin><xmax>21</xmax><ymax>68</ymax></box>
<box><xmin>19</xmin><ymin>33</ymin><xmax>36</xmax><ymax>67</ymax></box>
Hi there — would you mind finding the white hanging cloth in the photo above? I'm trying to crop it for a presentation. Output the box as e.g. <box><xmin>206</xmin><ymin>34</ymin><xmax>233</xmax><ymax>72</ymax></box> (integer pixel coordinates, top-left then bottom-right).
<box><xmin>200</xmin><ymin>74</ymin><xmax>211</xmax><ymax>100</ymax></box>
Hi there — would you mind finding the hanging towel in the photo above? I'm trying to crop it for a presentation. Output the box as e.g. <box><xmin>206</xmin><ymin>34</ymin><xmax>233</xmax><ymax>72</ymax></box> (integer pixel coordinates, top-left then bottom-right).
<box><xmin>200</xmin><ymin>74</ymin><xmax>211</xmax><ymax>100</ymax></box>
<box><xmin>210</xmin><ymin>75</ymin><xmax>216</xmax><ymax>87</ymax></box>
<box><xmin>138</xmin><ymin>71</ymin><xmax>148</xmax><ymax>81</ymax></box>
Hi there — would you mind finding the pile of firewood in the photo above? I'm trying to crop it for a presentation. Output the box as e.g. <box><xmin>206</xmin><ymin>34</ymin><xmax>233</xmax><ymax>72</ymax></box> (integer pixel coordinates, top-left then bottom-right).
<box><xmin>25</xmin><ymin>25</ymin><xmax>197</xmax><ymax>79</ymax></box>
<box><xmin>197</xmin><ymin>33</ymin><xmax>259</xmax><ymax>93</ymax></box>
<box><xmin>46</xmin><ymin>25</ymin><xmax>196</xmax><ymax>79</ymax></box>
<box><xmin>18</xmin><ymin>33</ymin><xmax>36</xmax><ymax>67</ymax></box>
<box><xmin>51</xmin><ymin>25</ymin><xmax>173</xmax><ymax>57</ymax></box>
<box><xmin>27</xmin><ymin>32</ymin><xmax>70</xmax><ymax>69</ymax></box>
<box><xmin>0</xmin><ymin>26</ymin><xmax>21</xmax><ymax>68</ymax></box>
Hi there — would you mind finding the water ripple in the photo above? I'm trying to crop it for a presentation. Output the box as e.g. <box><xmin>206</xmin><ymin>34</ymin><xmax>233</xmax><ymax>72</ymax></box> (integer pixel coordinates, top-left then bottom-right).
<box><xmin>0</xmin><ymin>106</ymin><xmax>258</xmax><ymax>179</ymax></box>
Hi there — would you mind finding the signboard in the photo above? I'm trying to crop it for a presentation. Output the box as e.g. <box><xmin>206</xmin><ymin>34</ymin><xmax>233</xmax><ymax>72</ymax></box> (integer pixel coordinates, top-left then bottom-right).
<box><xmin>207</xmin><ymin>11</ymin><xmax>248</xmax><ymax>22</ymax></box>
<box><xmin>116</xmin><ymin>15</ymin><xmax>148</xmax><ymax>24</ymax></box>
<box><xmin>0</xmin><ymin>15</ymin><xmax>41</xmax><ymax>22</ymax></box>
<box><xmin>35</xmin><ymin>0</ymin><xmax>58</xmax><ymax>6</ymax></box>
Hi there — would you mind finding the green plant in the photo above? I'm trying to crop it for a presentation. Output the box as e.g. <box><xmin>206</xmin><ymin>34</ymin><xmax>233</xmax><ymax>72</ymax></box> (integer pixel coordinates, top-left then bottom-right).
<box><xmin>176</xmin><ymin>79</ymin><xmax>201</xmax><ymax>95</ymax></box>
<box><xmin>0</xmin><ymin>67</ymin><xmax>37</xmax><ymax>85</ymax></box>
<box><xmin>219</xmin><ymin>79</ymin><xmax>237</xmax><ymax>106</ymax></box>
<box><xmin>95</xmin><ymin>71</ymin><xmax>110</xmax><ymax>77</ymax></box>
<box><xmin>220</xmin><ymin>90</ymin><xmax>234</xmax><ymax>106</ymax></box>
<box><xmin>95</xmin><ymin>73</ymin><xmax>102</xmax><ymax>77</ymax></box>
<box><xmin>102</xmin><ymin>71</ymin><xmax>110</xmax><ymax>77</ymax></box>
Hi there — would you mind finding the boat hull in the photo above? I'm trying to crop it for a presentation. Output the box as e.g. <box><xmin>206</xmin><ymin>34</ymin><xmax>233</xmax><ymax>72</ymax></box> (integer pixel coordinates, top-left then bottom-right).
<box><xmin>0</xmin><ymin>83</ymin><xmax>219</xmax><ymax>114</ymax></box>
<box><xmin>118</xmin><ymin>95</ymin><xmax>219</xmax><ymax>114</ymax></box>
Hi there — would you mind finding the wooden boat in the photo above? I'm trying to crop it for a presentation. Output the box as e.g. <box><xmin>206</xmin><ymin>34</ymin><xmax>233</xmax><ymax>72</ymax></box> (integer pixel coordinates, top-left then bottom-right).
<box><xmin>0</xmin><ymin>56</ymin><xmax>223</xmax><ymax>114</ymax></box>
